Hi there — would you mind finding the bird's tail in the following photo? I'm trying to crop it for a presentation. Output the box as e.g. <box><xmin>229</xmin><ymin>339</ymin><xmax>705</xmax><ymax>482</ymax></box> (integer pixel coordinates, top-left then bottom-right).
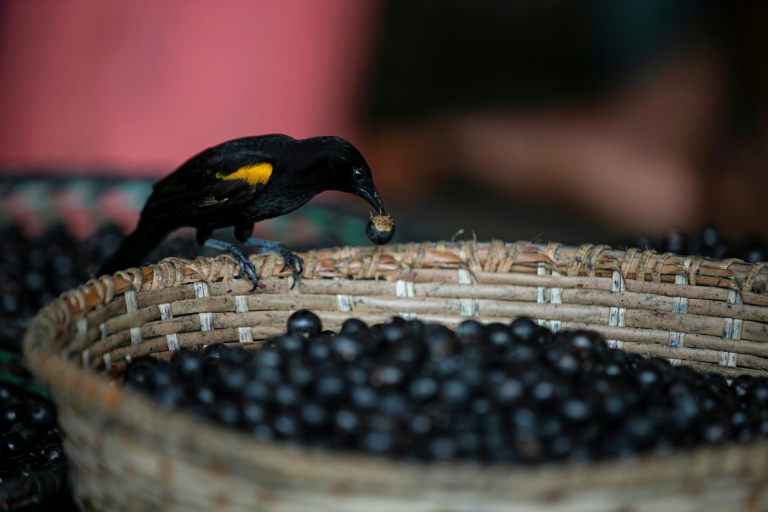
<box><xmin>98</xmin><ymin>222</ymin><xmax>169</xmax><ymax>276</ymax></box>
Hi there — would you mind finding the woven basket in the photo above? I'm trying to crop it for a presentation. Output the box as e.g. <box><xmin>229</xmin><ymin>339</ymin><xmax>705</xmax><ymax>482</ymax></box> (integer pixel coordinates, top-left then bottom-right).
<box><xmin>22</xmin><ymin>240</ymin><xmax>768</xmax><ymax>512</ymax></box>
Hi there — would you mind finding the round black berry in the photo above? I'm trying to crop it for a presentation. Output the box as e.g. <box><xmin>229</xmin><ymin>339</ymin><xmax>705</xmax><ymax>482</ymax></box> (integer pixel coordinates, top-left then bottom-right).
<box><xmin>365</xmin><ymin>215</ymin><xmax>395</xmax><ymax>245</ymax></box>
<box><xmin>287</xmin><ymin>310</ymin><xmax>323</xmax><ymax>338</ymax></box>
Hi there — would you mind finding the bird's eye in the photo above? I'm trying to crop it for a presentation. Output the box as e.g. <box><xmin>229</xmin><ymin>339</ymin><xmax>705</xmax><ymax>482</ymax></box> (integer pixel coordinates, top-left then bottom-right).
<box><xmin>353</xmin><ymin>169</ymin><xmax>366</xmax><ymax>182</ymax></box>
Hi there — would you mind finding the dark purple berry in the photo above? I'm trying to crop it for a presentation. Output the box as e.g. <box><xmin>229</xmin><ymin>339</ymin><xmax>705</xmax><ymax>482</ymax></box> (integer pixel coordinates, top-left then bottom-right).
<box><xmin>340</xmin><ymin>318</ymin><xmax>368</xmax><ymax>335</ymax></box>
<box><xmin>510</xmin><ymin>317</ymin><xmax>537</xmax><ymax>342</ymax></box>
<box><xmin>1</xmin><ymin>403</ymin><xmax>27</xmax><ymax>428</ymax></box>
<box><xmin>171</xmin><ymin>349</ymin><xmax>206</xmax><ymax>381</ymax></box>
<box><xmin>0</xmin><ymin>432</ymin><xmax>28</xmax><ymax>458</ymax></box>
<box><xmin>484</xmin><ymin>323</ymin><xmax>513</xmax><ymax>349</ymax></box>
<box><xmin>203</xmin><ymin>343</ymin><xmax>229</xmax><ymax>359</ymax></box>
<box><xmin>456</xmin><ymin>319</ymin><xmax>484</xmax><ymax>342</ymax></box>
<box><xmin>287</xmin><ymin>310</ymin><xmax>322</xmax><ymax>338</ymax></box>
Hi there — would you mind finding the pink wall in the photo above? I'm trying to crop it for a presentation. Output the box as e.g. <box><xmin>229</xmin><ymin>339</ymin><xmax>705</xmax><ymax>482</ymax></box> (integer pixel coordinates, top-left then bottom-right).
<box><xmin>0</xmin><ymin>0</ymin><xmax>380</xmax><ymax>175</ymax></box>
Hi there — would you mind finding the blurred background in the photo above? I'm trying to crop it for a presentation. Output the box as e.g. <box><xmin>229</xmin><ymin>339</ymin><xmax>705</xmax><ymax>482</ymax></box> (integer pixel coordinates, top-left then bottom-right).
<box><xmin>1</xmin><ymin>0</ymin><xmax>767</xmax><ymax>249</ymax></box>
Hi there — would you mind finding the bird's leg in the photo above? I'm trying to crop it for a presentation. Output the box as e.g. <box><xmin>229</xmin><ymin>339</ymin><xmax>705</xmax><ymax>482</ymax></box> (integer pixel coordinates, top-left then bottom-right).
<box><xmin>203</xmin><ymin>238</ymin><xmax>260</xmax><ymax>291</ymax></box>
<box><xmin>196</xmin><ymin>226</ymin><xmax>213</xmax><ymax>247</ymax></box>
<box><xmin>245</xmin><ymin>238</ymin><xmax>304</xmax><ymax>289</ymax></box>
<box><xmin>233</xmin><ymin>222</ymin><xmax>254</xmax><ymax>244</ymax></box>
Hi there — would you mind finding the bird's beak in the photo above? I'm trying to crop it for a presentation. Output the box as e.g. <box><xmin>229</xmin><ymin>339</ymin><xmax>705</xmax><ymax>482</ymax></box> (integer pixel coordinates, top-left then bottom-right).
<box><xmin>356</xmin><ymin>187</ymin><xmax>385</xmax><ymax>215</ymax></box>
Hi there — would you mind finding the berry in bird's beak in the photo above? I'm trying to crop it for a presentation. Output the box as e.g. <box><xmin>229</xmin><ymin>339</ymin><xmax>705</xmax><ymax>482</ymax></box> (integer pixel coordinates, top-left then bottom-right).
<box><xmin>366</xmin><ymin>214</ymin><xmax>395</xmax><ymax>245</ymax></box>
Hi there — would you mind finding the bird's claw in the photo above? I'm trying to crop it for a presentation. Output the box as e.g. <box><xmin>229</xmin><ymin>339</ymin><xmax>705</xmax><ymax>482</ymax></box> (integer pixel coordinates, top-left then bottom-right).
<box><xmin>227</xmin><ymin>245</ymin><xmax>260</xmax><ymax>291</ymax></box>
<box><xmin>244</xmin><ymin>238</ymin><xmax>304</xmax><ymax>289</ymax></box>
<box><xmin>203</xmin><ymin>238</ymin><xmax>261</xmax><ymax>290</ymax></box>
<box><xmin>275</xmin><ymin>246</ymin><xmax>304</xmax><ymax>290</ymax></box>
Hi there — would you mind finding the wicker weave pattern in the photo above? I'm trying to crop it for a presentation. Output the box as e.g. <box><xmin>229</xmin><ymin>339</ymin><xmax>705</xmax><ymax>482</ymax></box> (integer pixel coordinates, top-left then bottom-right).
<box><xmin>22</xmin><ymin>241</ymin><xmax>768</xmax><ymax>511</ymax></box>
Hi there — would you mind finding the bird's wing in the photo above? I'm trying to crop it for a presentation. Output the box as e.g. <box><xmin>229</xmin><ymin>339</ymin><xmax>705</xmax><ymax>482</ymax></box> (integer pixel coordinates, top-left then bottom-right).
<box><xmin>141</xmin><ymin>149</ymin><xmax>275</xmax><ymax>222</ymax></box>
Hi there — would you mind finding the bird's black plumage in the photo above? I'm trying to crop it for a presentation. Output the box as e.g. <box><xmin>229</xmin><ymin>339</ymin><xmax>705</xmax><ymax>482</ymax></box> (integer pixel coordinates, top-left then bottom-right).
<box><xmin>98</xmin><ymin>134</ymin><xmax>386</xmax><ymax>285</ymax></box>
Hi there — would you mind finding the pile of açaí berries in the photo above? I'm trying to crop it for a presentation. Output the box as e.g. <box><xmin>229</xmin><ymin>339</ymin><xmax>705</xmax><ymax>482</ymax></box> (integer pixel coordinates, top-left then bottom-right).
<box><xmin>124</xmin><ymin>312</ymin><xmax>768</xmax><ymax>464</ymax></box>
<box><xmin>0</xmin><ymin>354</ymin><xmax>71</xmax><ymax>511</ymax></box>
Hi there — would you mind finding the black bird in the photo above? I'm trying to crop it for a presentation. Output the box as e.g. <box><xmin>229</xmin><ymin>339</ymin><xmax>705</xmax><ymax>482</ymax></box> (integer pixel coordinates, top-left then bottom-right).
<box><xmin>98</xmin><ymin>134</ymin><xmax>386</xmax><ymax>288</ymax></box>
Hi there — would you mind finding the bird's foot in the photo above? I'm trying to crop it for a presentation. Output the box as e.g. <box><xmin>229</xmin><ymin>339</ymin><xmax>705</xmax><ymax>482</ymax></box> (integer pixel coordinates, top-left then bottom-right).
<box><xmin>203</xmin><ymin>239</ymin><xmax>261</xmax><ymax>291</ymax></box>
<box><xmin>246</xmin><ymin>238</ymin><xmax>304</xmax><ymax>289</ymax></box>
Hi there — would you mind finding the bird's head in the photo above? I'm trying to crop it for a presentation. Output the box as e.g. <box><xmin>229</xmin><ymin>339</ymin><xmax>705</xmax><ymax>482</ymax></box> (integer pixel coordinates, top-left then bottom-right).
<box><xmin>308</xmin><ymin>136</ymin><xmax>386</xmax><ymax>215</ymax></box>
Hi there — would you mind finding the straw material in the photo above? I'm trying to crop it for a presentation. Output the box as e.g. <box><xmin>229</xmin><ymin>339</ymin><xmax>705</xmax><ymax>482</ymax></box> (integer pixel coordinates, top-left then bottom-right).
<box><xmin>22</xmin><ymin>240</ymin><xmax>768</xmax><ymax>511</ymax></box>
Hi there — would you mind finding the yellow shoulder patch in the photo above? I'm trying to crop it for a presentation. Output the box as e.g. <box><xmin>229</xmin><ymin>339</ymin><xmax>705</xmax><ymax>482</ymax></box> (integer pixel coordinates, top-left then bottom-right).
<box><xmin>216</xmin><ymin>162</ymin><xmax>273</xmax><ymax>186</ymax></box>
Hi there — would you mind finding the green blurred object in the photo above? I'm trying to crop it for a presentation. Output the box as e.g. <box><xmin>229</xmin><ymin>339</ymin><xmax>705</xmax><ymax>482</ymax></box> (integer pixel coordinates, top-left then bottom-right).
<box><xmin>0</xmin><ymin>348</ymin><xmax>50</xmax><ymax>398</ymax></box>
<box><xmin>0</xmin><ymin>174</ymin><xmax>438</xmax><ymax>247</ymax></box>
